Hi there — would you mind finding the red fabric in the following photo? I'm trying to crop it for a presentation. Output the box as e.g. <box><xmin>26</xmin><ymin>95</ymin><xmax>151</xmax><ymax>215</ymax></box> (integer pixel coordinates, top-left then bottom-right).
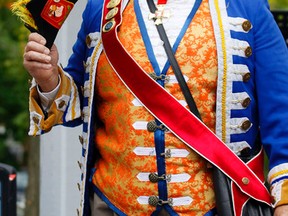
<box><xmin>157</xmin><ymin>0</ymin><xmax>168</xmax><ymax>5</ymax></box>
<box><xmin>232</xmin><ymin>147</ymin><xmax>266</xmax><ymax>216</ymax></box>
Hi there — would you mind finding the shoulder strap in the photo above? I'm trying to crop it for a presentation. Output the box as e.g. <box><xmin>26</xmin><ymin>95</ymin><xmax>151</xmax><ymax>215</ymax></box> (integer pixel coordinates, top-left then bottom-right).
<box><xmin>146</xmin><ymin>0</ymin><xmax>201</xmax><ymax>120</ymax></box>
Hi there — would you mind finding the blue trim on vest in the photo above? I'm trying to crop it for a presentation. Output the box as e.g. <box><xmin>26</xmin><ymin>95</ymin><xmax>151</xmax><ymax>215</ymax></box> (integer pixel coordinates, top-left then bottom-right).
<box><xmin>205</xmin><ymin>208</ymin><xmax>217</xmax><ymax>216</ymax></box>
<box><xmin>154</xmin><ymin>120</ymin><xmax>168</xmax><ymax>201</ymax></box>
<box><xmin>92</xmin><ymin>184</ymin><xmax>127</xmax><ymax>216</ymax></box>
<box><xmin>162</xmin><ymin>0</ymin><xmax>202</xmax><ymax>75</ymax></box>
<box><xmin>151</xmin><ymin>207</ymin><xmax>216</xmax><ymax>216</ymax></box>
<box><xmin>151</xmin><ymin>209</ymin><xmax>159</xmax><ymax>216</ymax></box>
<box><xmin>135</xmin><ymin>2</ymin><xmax>206</xmax><ymax>215</ymax></box>
<box><xmin>164</xmin><ymin>205</ymin><xmax>178</xmax><ymax>216</ymax></box>
<box><xmin>134</xmin><ymin>0</ymin><xmax>202</xmax><ymax>76</ymax></box>
<box><xmin>134</xmin><ymin>0</ymin><xmax>161</xmax><ymax>75</ymax></box>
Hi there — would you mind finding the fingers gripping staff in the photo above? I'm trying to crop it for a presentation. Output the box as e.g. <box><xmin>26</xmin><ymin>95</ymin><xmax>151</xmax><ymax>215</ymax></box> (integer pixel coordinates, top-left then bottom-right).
<box><xmin>100</xmin><ymin>0</ymin><xmax>272</xmax><ymax>215</ymax></box>
<box><xmin>11</xmin><ymin>0</ymin><xmax>77</xmax><ymax>49</ymax></box>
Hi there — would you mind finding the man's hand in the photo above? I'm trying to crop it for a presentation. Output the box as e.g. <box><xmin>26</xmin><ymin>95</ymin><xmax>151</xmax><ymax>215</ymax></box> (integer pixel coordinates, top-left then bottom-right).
<box><xmin>23</xmin><ymin>32</ymin><xmax>59</xmax><ymax>92</ymax></box>
<box><xmin>274</xmin><ymin>205</ymin><xmax>288</xmax><ymax>216</ymax></box>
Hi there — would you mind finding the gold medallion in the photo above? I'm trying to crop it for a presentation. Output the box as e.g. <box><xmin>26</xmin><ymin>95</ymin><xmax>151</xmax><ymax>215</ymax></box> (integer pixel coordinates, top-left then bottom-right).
<box><xmin>105</xmin><ymin>7</ymin><xmax>119</xmax><ymax>20</ymax></box>
<box><xmin>106</xmin><ymin>0</ymin><xmax>121</xmax><ymax>9</ymax></box>
<box><xmin>102</xmin><ymin>19</ymin><xmax>116</xmax><ymax>32</ymax></box>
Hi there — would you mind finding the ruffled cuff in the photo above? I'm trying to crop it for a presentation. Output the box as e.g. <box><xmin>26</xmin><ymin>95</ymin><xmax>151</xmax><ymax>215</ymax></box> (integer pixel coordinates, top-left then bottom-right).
<box><xmin>28</xmin><ymin>67</ymin><xmax>81</xmax><ymax>136</ymax></box>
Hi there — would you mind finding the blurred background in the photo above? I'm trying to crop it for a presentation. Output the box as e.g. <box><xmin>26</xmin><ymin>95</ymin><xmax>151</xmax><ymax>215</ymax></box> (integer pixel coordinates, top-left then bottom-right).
<box><xmin>0</xmin><ymin>0</ymin><xmax>287</xmax><ymax>216</ymax></box>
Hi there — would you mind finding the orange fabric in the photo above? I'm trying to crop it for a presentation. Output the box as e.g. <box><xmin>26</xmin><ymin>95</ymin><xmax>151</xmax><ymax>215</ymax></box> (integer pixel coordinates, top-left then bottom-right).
<box><xmin>92</xmin><ymin>0</ymin><xmax>218</xmax><ymax>215</ymax></box>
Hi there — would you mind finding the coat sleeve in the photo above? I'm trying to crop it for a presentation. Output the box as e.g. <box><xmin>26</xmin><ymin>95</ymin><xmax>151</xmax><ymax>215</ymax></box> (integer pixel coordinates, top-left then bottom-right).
<box><xmin>253</xmin><ymin>0</ymin><xmax>288</xmax><ymax>208</ymax></box>
<box><xmin>28</xmin><ymin>0</ymin><xmax>101</xmax><ymax>135</ymax></box>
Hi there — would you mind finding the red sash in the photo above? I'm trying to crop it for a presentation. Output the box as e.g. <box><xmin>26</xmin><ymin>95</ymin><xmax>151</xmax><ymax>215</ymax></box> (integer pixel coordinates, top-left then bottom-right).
<box><xmin>100</xmin><ymin>0</ymin><xmax>272</xmax><ymax>214</ymax></box>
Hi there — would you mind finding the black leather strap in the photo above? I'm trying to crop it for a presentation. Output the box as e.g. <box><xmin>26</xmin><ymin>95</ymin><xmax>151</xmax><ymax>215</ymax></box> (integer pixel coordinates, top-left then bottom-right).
<box><xmin>147</xmin><ymin>0</ymin><xmax>201</xmax><ymax>120</ymax></box>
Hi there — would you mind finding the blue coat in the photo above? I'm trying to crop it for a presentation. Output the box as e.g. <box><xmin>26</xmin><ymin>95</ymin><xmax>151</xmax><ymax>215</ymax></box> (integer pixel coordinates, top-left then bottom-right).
<box><xmin>28</xmin><ymin>0</ymin><xmax>288</xmax><ymax>215</ymax></box>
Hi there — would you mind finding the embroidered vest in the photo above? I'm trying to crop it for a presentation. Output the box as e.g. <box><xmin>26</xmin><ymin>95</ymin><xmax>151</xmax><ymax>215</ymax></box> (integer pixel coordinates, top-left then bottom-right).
<box><xmin>92</xmin><ymin>0</ymin><xmax>218</xmax><ymax>215</ymax></box>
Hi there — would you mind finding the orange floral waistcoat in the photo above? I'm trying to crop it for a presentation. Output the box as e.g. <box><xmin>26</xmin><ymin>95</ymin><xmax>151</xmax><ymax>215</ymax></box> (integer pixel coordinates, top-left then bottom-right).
<box><xmin>92</xmin><ymin>0</ymin><xmax>218</xmax><ymax>215</ymax></box>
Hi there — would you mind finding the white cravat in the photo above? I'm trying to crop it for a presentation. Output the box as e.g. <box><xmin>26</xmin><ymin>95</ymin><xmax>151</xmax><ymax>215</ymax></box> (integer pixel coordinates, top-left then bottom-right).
<box><xmin>139</xmin><ymin>0</ymin><xmax>196</xmax><ymax>71</ymax></box>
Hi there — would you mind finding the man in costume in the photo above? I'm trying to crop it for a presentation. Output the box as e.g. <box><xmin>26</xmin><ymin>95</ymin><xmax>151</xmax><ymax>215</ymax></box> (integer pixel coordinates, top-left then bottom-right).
<box><xmin>22</xmin><ymin>0</ymin><xmax>288</xmax><ymax>215</ymax></box>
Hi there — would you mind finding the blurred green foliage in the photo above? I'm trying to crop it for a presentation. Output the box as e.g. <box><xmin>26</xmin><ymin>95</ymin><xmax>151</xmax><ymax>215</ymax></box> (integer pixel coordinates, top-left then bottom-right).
<box><xmin>0</xmin><ymin>3</ymin><xmax>30</xmax><ymax>168</ymax></box>
<box><xmin>269</xmin><ymin>0</ymin><xmax>288</xmax><ymax>9</ymax></box>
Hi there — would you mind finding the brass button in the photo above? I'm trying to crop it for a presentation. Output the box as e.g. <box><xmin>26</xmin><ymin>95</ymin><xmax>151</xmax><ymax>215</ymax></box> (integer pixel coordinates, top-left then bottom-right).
<box><xmin>102</xmin><ymin>19</ymin><xmax>116</xmax><ymax>32</ymax></box>
<box><xmin>242</xmin><ymin>97</ymin><xmax>251</xmax><ymax>108</ymax></box>
<box><xmin>242</xmin><ymin>177</ymin><xmax>250</xmax><ymax>185</ymax></box>
<box><xmin>32</xmin><ymin>116</ymin><xmax>39</xmax><ymax>124</ymax></box>
<box><xmin>147</xmin><ymin>120</ymin><xmax>157</xmax><ymax>132</ymax></box>
<box><xmin>105</xmin><ymin>7</ymin><xmax>118</xmax><ymax>20</ymax></box>
<box><xmin>106</xmin><ymin>0</ymin><xmax>121</xmax><ymax>9</ymax></box>
<box><xmin>148</xmin><ymin>196</ymin><xmax>159</xmax><ymax>207</ymax></box>
<box><xmin>85</xmin><ymin>35</ymin><xmax>91</xmax><ymax>47</ymax></box>
<box><xmin>58</xmin><ymin>100</ymin><xmax>66</xmax><ymax>109</ymax></box>
<box><xmin>245</xmin><ymin>46</ymin><xmax>252</xmax><ymax>57</ymax></box>
<box><xmin>242</xmin><ymin>73</ymin><xmax>251</xmax><ymax>82</ymax></box>
<box><xmin>242</xmin><ymin>20</ymin><xmax>252</xmax><ymax>32</ymax></box>
<box><xmin>241</xmin><ymin>120</ymin><xmax>251</xmax><ymax>130</ymax></box>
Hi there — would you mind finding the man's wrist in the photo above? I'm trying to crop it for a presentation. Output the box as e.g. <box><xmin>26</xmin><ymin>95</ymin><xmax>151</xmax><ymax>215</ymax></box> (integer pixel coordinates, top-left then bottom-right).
<box><xmin>37</xmin><ymin>73</ymin><xmax>59</xmax><ymax>92</ymax></box>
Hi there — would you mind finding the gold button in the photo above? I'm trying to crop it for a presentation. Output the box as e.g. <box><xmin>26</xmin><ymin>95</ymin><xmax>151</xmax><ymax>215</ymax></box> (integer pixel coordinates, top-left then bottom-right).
<box><xmin>245</xmin><ymin>46</ymin><xmax>252</xmax><ymax>57</ymax></box>
<box><xmin>242</xmin><ymin>73</ymin><xmax>251</xmax><ymax>82</ymax></box>
<box><xmin>105</xmin><ymin>7</ymin><xmax>119</xmax><ymax>20</ymax></box>
<box><xmin>58</xmin><ymin>100</ymin><xmax>66</xmax><ymax>109</ymax></box>
<box><xmin>32</xmin><ymin>116</ymin><xmax>39</xmax><ymax>124</ymax></box>
<box><xmin>148</xmin><ymin>196</ymin><xmax>159</xmax><ymax>207</ymax></box>
<box><xmin>241</xmin><ymin>120</ymin><xmax>251</xmax><ymax>130</ymax></box>
<box><xmin>242</xmin><ymin>20</ymin><xmax>252</xmax><ymax>32</ymax></box>
<box><xmin>85</xmin><ymin>35</ymin><xmax>91</xmax><ymax>47</ymax></box>
<box><xmin>106</xmin><ymin>0</ymin><xmax>120</xmax><ymax>9</ymax></box>
<box><xmin>102</xmin><ymin>19</ymin><xmax>116</xmax><ymax>32</ymax></box>
<box><xmin>242</xmin><ymin>177</ymin><xmax>250</xmax><ymax>185</ymax></box>
<box><xmin>242</xmin><ymin>97</ymin><xmax>251</xmax><ymax>108</ymax></box>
